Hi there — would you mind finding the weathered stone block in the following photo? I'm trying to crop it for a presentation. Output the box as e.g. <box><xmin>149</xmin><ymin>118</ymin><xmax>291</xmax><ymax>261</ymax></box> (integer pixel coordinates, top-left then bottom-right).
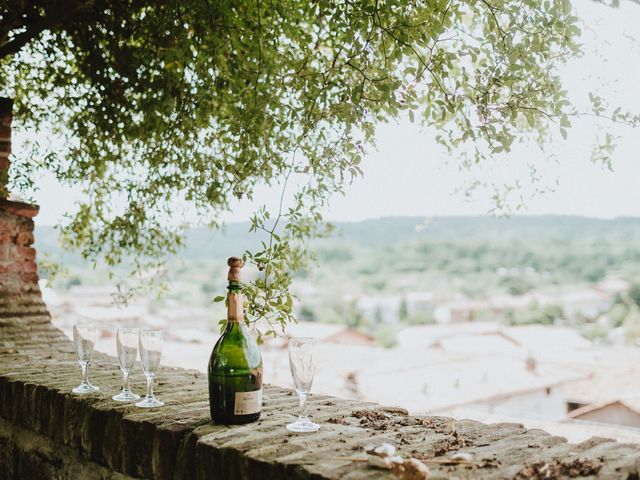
<box><xmin>0</xmin><ymin>200</ymin><xmax>39</xmax><ymax>218</ymax></box>
<box><xmin>16</xmin><ymin>246</ymin><xmax>36</xmax><ymax>261</ymax></box>
<box><xmin>0</xmin><ymin>125</ymin><xmax>10</xmax><ymax>141</ymax></box>
<box><xmin>15</xmin><ymin>231</ymin><xmax>34</xmax><ymax>246</ymax></box>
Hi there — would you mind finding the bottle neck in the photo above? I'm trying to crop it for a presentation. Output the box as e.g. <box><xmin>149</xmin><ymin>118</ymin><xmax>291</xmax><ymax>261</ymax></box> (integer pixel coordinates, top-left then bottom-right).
<box><xmin>227</xmin><ymin>281</ymin><xmax>244</xmax><ymax>323</ymax></box>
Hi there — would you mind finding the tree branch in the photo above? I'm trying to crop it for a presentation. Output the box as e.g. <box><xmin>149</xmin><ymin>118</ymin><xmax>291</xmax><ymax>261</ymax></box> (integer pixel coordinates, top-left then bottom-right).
<box><xmin>0</xmin><ymin>0</ymin><xmax>113</xmax><ymax>60</ymax></box>
<box><xmin>0</xmin><ymin>26</ymin><xmax>47</xmax><ymax>59</ymax></box>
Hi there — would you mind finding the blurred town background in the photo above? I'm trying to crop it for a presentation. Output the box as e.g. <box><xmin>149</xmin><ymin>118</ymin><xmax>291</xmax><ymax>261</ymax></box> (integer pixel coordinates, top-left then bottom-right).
<box><xmin>38</xmin><ymin>215</ymin><xmax>640</xmax><ymax>443</ymax></box>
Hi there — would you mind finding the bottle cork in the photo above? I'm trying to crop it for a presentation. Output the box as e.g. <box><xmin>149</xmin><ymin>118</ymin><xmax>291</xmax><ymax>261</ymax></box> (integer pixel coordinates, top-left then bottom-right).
<box><xmin>227</xmin><ymin>257</ymin><xmax>244</xmax><ymax>281</ymax></box>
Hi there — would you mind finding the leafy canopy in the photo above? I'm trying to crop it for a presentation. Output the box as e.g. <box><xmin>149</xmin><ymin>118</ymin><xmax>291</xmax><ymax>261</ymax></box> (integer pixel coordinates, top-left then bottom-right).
<box><xmin>1</xmin><ymin>0</ymin><xmax>625</xmax><ymax>335</ymax></box>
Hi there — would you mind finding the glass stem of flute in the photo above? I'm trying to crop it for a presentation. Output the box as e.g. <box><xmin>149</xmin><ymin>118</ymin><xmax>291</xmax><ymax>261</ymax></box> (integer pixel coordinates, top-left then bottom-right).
<box><xmin>298</xmin><ymin>391</ymin><xmax>308</xmax><ymax>420</ymax></box>
<box><xmin>122</xmin><ymin>370</ymin><xmax>130</xmax><ymax>392</ymax></box>
<box><xmin>81</xmin><ymin>362</ymin><xmax>89</xmax><ymax>385</ymax></box>
<box><xmin>146</xmin><ymin>374</ymin><xmax>154</xmax><ymax>398</ymax></box>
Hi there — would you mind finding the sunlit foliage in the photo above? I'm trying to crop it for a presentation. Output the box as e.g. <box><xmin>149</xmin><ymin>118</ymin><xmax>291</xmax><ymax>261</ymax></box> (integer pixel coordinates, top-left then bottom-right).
<box><xmin>2</xmin><ymin>0</ymin><xmax>626</xmax><ymax>334</ymax></box>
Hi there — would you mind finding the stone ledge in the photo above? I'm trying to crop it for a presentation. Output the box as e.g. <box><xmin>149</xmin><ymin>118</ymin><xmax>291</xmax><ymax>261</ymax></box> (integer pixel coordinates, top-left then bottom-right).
<box><xmin>1</xmin><ymin>322</ymin><xmax>640</xmax><ymax>479</ymax></box>
<box><xmin>0</xmin><ymin>198</ymin><xmax>39</xmax><ymax>218</ymax></box>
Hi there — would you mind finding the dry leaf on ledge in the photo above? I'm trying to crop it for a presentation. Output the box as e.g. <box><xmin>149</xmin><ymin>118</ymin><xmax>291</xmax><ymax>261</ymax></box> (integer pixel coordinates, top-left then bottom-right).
<box><xmin>396</xmin><ymin>458</ymin><xmax>430</xmax><ymax>480</ymax></box>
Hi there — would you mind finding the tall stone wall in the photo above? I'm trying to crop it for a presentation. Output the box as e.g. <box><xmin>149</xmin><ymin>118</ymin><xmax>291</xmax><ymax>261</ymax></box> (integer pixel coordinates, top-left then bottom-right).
<box><xmin>0</xmin><ymin>97</ymin><xmax>61</xmax><ymax>479</ymax></box>
<box><xmin>0</xmin><ymin>96</ymin><xmax>48</xmax><ymax>328</ymax></box>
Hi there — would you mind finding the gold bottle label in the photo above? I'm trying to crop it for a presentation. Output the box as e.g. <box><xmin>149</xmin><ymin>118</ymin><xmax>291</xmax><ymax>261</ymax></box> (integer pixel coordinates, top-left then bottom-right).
<box><xmin>234</xmin><ymin>389</ymin><xmax>262</xmax><ymax>415</ymax></box>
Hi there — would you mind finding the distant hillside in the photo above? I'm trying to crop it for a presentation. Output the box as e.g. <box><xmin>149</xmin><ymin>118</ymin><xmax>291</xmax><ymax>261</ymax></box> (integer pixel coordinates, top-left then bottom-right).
<box><xmin>326</xmin><ymin>215</ymin><xmax>640</xmax><ymax>247</ymax></box>
<box><xmin>35</xmin><ymin>215</ymin><xmax>640</xmax><ymax>259</ymax></box>
<box><xmin>34</xmin><ymin>215</ymin><xmax>640</xmax><ymax>311</ymax></box>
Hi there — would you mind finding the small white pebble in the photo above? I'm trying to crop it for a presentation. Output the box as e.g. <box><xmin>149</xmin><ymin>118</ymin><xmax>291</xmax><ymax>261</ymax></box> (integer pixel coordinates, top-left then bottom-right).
<box><xmin>450</xmin><ymin>452</ymin><xmax>474</xmax><ymax>462</ymax></box>
<box><xmin>365</xmin><ymin>442</ymin><xmax>397</xmax><ymax>457</ymax></box>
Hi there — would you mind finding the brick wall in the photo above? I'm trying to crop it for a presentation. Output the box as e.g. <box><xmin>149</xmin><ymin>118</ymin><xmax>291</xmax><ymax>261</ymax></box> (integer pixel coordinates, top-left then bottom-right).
<box><xmin>0</xmin><ymin>200</ymin><xmax>47</xmax><ymax>328</ymax></box>
<box><xmin>0</xmin><ymin>97</ymin><xmax>48</xmax><ymax>328</ymax></box>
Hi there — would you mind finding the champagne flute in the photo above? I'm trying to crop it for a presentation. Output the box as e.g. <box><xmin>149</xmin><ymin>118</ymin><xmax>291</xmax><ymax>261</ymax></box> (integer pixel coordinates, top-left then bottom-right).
<box><xmin>72</xmin><ymin>321</ymin><xmax>99</xmax><ymax>394</ymax></box>
<box><xmin>112</xmin><ymin>328</ymin><xmax>141</xmax><ymax>402</ymax></box>
<box><xmin>286</xmin><ymin>337</ymin><xmax>320</xmax><ymax>433</ymax></box>
<box><xmin>135</xmin><ymin>330</ymin><xmax>164</xmax><ymax>408</ymax></box>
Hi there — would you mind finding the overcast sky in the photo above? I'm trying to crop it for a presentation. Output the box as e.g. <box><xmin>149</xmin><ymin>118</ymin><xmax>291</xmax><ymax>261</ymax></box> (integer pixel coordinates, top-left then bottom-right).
<box><xmin>22</xmin><ymin>1</ymin><xmax>640</xmax><ymax>226</ymax></box>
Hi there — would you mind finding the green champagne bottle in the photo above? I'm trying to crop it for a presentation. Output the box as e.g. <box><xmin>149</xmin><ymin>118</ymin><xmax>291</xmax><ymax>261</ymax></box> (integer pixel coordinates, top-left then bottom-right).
<box><xmin>208</xmin><ymin>257</ymin><xmax>263</xmax><ymax>424</ymax></box>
